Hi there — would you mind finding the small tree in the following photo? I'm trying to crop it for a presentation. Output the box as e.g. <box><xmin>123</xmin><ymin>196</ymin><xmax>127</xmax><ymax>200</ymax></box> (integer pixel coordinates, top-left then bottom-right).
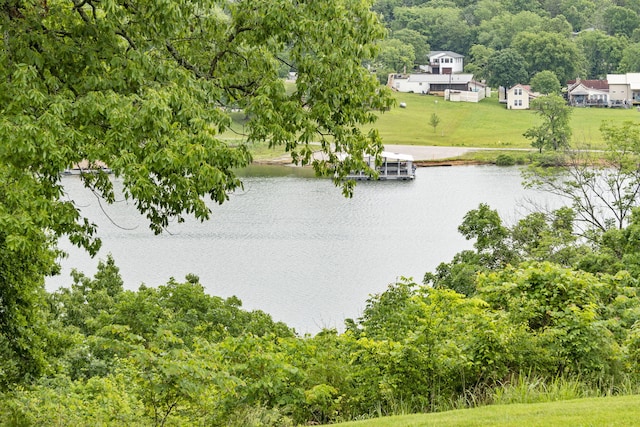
<box><xmin>486</xmin><ymin>48</ymin><xmax>528</xmax><ymax>92</ymax></box>
<box><xmin>530</xmin><ymin>70</ymin><xmax>561</xmax><ymax>94</ymax></box>
<box><xmin>524</xmin><ymin>121</ymin><xmax>640</xmax><ymax>234</ymax></box>
<box><xmin>429</xmin><ymin>113</ymin><xmax>441</xmax><ymax>134</ymax></box>
<box><xmin>524</xmin><ymin>94</ymin><xmax>572</xmax><ymax>152</ymax></box>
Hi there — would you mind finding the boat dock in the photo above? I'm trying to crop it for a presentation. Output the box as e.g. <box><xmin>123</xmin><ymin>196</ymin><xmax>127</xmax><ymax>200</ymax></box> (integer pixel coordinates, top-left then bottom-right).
<box><xmin>347</xmin><ymin>151</ymin><xmax>416</xmax><ymax>180</ymax></box>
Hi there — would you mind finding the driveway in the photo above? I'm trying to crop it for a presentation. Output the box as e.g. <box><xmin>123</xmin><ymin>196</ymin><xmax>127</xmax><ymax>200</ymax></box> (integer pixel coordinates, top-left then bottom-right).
<box><xmin>383</xmin><ymin>145</ymin><xmax>473</xmax><ymax>161</ymax></box>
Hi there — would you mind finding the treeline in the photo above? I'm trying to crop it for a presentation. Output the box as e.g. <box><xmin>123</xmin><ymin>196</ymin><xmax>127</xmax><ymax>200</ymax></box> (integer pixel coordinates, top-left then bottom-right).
<box><xmin>372</xmin><ymin>0</ymin><xmax>640</xmax><ymax>85</ymax></box>
<box><xmin>2</xmin><ymin>202</ymin><xmax>640</xmax><ymax>425</ymax></box>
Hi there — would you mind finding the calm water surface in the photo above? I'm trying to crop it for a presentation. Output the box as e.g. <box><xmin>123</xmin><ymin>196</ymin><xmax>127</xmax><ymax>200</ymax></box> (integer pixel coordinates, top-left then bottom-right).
<box><xmin>48</xmin><ymin>166</ymin><xmax>557</xmax><ymax>334</ymax></box>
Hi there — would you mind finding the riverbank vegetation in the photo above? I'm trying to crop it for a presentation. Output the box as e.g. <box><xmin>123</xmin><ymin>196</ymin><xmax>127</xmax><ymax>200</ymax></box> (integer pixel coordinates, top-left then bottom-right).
<box><xmin>3</xmin><ymin>198</ymin><xmax>640</xmax><ymax>425</ymax></box>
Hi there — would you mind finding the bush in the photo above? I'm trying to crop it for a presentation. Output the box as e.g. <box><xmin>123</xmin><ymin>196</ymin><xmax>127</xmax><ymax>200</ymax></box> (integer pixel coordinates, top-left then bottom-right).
<box><xmin>530</xmin><ymin>151</ymin><xmax>567</xmax><ymax>167</ymax></box>
<box><xmin>495</xmin><ymin>154</ymin><xmax>516</xmax><ymax>166</ymax></box>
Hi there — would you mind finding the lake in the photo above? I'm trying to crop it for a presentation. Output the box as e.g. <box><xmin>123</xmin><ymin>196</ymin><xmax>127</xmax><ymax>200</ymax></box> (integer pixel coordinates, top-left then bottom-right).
<box><xmin>48</xmin><ymin>165</ymin><xmax>558</xmax><ymax>334</ymax></box>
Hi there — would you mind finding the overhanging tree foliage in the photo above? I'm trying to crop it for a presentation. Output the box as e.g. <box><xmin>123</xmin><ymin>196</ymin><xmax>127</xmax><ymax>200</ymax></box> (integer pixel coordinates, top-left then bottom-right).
<box><xmin>0</xmin><ymin>0</ymin><xmax>392</xmax><ymax>387</ymax></box>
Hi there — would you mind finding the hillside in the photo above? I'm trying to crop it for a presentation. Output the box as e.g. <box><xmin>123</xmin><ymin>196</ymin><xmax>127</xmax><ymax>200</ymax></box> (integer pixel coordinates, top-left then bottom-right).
<box><xmin>369</xmin><ymin>93</ymin><xmax>640</xmax><ymax>149</ymax></box>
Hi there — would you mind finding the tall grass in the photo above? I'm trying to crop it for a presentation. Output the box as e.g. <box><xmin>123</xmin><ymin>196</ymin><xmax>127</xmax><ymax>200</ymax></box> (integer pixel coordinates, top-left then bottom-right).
<box><xmin>341</xmin><ymin>373</ymin><xmax>640</xmax><ymax>424</ymax></box>
<box><xmin>328</xmin><ymin>374</ymin><xmax>640</xmax><ymax>427</ymax></box>
<box><xmin>490</xmin><ymin>375</ymin><xmax>596</xmax><ymax>405</ymax></box>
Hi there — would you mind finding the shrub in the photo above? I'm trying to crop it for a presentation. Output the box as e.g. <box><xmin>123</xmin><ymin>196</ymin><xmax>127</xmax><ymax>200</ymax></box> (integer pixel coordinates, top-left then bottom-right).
<box><xmin>495</xmin><ymin>154</ymin><xmax>516</xmax><ymax>166</ymax></box>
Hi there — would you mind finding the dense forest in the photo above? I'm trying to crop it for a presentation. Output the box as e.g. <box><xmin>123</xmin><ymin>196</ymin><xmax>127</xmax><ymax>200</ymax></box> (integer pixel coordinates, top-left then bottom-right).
<box><xmin>2</xmin><ymin>0</ymin><xmax>640</xmax><ymax>426</ymax></box>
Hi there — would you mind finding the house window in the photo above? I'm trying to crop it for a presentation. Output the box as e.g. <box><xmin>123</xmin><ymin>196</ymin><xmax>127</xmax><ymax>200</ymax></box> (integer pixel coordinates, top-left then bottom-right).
<box><xmin>514</xmin><ymin>100</ymin><xmax>522</xmax><ymax>106</ymax></box>
<box><xmin>514</xmin><ymin>88</ymin><xmax>522</xmax><ymax>96</ymax></box>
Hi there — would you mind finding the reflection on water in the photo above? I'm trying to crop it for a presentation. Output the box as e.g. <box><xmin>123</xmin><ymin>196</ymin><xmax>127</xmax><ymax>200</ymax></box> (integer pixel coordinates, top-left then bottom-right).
<box><xmin>49</xmin><ymin>165</ymin><xmax>558</xmax><ymax>334</ymax></box>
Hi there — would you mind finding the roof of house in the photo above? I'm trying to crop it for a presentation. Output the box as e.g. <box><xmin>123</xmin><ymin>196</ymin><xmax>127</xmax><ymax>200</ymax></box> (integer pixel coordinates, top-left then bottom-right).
<box><xmin>567</xmin><ymin>79</ymin><xmax>608</xmax><ymax>91</ymax></box>
<box><xmin>508</xmin><ymin>84</ymin><xmax>532</xmax><ymax>93</ymax></box>
<box><xmin>629</xmin><ymin>73</ymin><xmax>640</xmax><ymax>90</ymax></box>
<box><xmin>607</xmin><ymin>74</ymin><xmax>628</xmax><ymax>85</ymax></box>
<box><xmin>607</xmin><ymin>73</ymin><xmax>640</xmax><ymax>89</ymax></box>
<box><xmin>508</xmin><ymin>84</ymin><xmax>541</xmax><ymax>100</ymax></box>
<box><xmin>428</xmin><ymin>51</ymin><xmax>464</xmax><ymax>59</ymax></box>
<box><xmin>406</xmin><ymin>73</ymin><xmax>474</xmax><ymax>83</ymax></box>
<box><xmin>569</xmin><ymin>83</ymin><xmax>608</xmax><ymax>95</ymax></box>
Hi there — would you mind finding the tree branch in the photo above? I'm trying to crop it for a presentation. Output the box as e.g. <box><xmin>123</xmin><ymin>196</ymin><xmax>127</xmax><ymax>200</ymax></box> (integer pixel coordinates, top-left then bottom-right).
<box><xmin>166</xmin><ymin>42</ymin><xmax>205</xmax><ymax>79</ymax></box>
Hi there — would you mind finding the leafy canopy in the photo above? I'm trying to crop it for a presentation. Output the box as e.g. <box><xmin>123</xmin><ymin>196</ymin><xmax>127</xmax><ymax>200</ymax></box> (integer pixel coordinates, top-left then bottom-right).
<box><xmin>0</xmin><ymin>0</ymin><xmax>392</xmax><ymax>387</ymax></box>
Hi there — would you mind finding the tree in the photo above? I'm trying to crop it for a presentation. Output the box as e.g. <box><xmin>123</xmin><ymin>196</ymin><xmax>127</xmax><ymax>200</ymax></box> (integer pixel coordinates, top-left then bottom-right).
<box><xmin>464</xmin><ymin>0</ymin><xmax>506</xmax><ymax>26</ymax></box>
<box><xmin>0</xmin><ymin>0</ymin><xmax>392</xmax><ymax>387</ymax></box>
<box><xmin>618</xmin><ymin>42</ymin><xmax>640</xmax><ymax>73</ymax></box>
<box><xmin>477</xmin><ymin>11</ymin><xmax>546</xmax><ymax>50</ymax></box>
<box><xmin>544</xmin><ymin>0</ymin><xmax>597</xmax><ymax>32</ymax></box>
<box><xmin>576</xmin><ymin>30</ymin><xmax>626</xmax><ymax>79</ymax></box>
<box><xmin>392</xmin><ymin>28</ymin><xmax>430</xmax><ymax>65</ymax></box>
<box><xmin>523</xmin><ymin>94</ymin><xmax>572</xmax><ymax>152</ymax></box>
<box><xmin>529</xmin><ymin>70</ymin><xmax>561</xmax><ymax>95</ymax></box>
<box><xmin>477</xmin><ymin>262</ymin><xmax>623</xmax><ymax>377</ymax></box>
<box><xmin>464</xmin><ymin>44</ymin><xmax>496</xmax><ymax>81</ymax></box>
<box><xmin>486</xmin><ymin>48</ymin><xmax>528</xmax><ymax>90</ymax></box>
<box><xmin>375</xmin><ymin>38</ymin><xmax>416</xmax><ymax>82</ymax></box>
<box><xmin>511</xmin><ymin>31</ymin><xmax>584</xmax><ymax>83</ymax></box>
<box><xmin>424</xmin><ymin>203</ymin><xmax>585</xmax><ymax>297</ymax></box>
<box><xmin>429</xmin><ymin>113</ymin><xmax>441</xmax><ymax>133</ymax></box>
<box><xmin>392</xmin><ymin>5</ymin><xmax>474</xmax><ymax>54</ymax></box>
<box><xmin>603</xmin><ymin>6</ymin><xmax>640</xmax><ymax>37</ymax></box>
<box><xmin>524</xmin><ymin>121</ymin><xmax>640</xmax><ymax>235</ymax></box>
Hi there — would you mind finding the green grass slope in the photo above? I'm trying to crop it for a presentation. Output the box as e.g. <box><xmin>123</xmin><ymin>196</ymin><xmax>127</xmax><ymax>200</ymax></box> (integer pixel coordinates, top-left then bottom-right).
<box><xmin>329</xmin><ymin>395</ymin><xmax>640</xmax><ymax>427</ymax></box>
<box><xmin>225</xmin><ymin>90</ymin><xmax>640</xmax><ymax>162</ymax></box>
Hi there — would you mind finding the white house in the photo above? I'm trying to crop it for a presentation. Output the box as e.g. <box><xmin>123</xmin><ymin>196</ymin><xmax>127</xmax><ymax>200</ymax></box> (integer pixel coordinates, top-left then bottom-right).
<box><xmin>567</xmin><ymin>78</ymin><xmax>608</xmax><ymax>107</ymax></box>
<box><xmin>607</xmin><ymin>73</ymin><xmax>640</xmax><ymax>105</ymax></box>
<box><xmin>388</xmin><ymin>73</ymin><xmax>474</xmax><ymax>94</ymax></box>
<box><xmin>506</xmin><ymin>84</ymin><xmax>538</xmax><ymax>109</ymax></box>
<box><xmin>421</xmin><ymin>51</ymin><xmax>465</xmax><ymax>74</ymax></box>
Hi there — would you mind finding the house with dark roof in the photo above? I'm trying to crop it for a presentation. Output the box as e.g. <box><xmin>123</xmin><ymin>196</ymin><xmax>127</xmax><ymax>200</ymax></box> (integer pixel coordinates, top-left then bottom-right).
<box><xmin>567</xmin><ymin>78</ymin><xmax>609</xmax><ymax>107</ymax></box>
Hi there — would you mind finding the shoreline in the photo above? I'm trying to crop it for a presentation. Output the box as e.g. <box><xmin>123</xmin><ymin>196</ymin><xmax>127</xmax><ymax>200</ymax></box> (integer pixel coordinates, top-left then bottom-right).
<box><xmin>252</xmin><ymin>145</ymin><xmax>485</xmax><ymax>167</ymax></box>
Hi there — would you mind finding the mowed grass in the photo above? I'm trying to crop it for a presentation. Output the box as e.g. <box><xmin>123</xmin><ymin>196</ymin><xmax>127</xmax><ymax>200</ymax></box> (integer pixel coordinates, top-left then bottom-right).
<box><xmin>368</xmin><ymin>93</ymin><xmax>640</xmax><ymax>149</ymax></box>
<box><xmin>221</xmin><ymin>87</ymin><xmax>640</xmax><ymax>161</ymax></box>
<box><xmin>328</xmin><ymin>395</ymin><xmax>640</xmax><ymax>427</ymax></box>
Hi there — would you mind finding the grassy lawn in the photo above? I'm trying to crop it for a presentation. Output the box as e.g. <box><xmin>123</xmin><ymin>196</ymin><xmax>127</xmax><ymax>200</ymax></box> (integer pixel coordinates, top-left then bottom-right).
<box><xmin>369</xmin><ymin>93</ymin><xmax>640</xmax><ymax>149</ymax></box>
<box><xmin>328</xmin><ymin>395</ymin><xmax>640</xmax><ymax>427</ymax></box>
<box><xmin>221</xmin><ymin>88</ymin><xmax>640</xmax><ymax>162</ymax></box>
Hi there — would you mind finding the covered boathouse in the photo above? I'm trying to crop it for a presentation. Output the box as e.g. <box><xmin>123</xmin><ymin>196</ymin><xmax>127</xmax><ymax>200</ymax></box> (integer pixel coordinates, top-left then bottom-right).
<box><xmin>347</xmin><ymin>151</ymin><xmax>416</xmax><ymax>180</ymax></box>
